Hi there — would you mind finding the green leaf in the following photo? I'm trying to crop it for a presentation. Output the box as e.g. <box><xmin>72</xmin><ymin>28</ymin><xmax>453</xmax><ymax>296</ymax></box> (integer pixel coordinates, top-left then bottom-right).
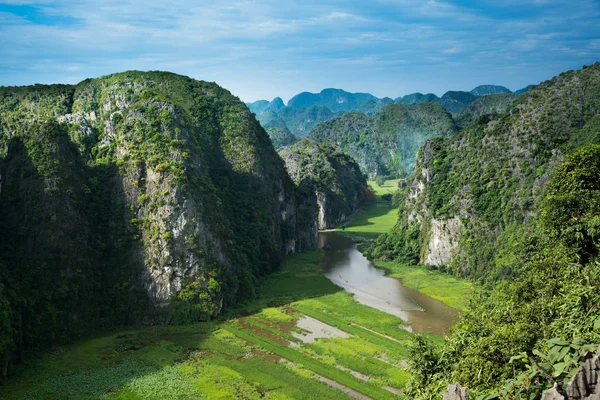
<box><xmin>553</xmin><ymin>362</ymin><xmax>569</xmax><ymax>377</ymax></box>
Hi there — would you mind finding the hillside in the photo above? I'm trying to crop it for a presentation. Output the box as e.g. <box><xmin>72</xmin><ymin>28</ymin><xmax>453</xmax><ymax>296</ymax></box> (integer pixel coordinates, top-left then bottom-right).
<box><xmin>0</xmin><ymin>71</ymin><xmax>318</xmax><ymax>381</ymax></box>
<box><xmin>308</xmin><ymin>103</ymin><xmax>456</xmax><ymax>177</ymax></box>
<box><xmin>455</xmin><ymin>92</ymin><xmax>520</xmax><ymax>129</ymax></box>
<box><xmin>249</xmin><ymin>84</ymin><xmax>526</xmax><ymax>136</ymax></box>
<box><xmin>256</xmin><ymin>105</ymin><xmax>336</xmax><ymax>136</ymax></box>
<box><xmin>469</xmin><ymin>84</ymin><xmax>512</xmax><ymax>96</ymax></box>
<box><xmin>377</xmin><ymin>63</ymin><xmax>600</xmax><ymax>399</ymax></box>
<box><xmin>279</xmin><ymin>139</ymin><xmax>370</xmax><ymax>229</ymax></box>
<box><xmin>370</xmin><ymin>63</ymin><xmax>600</xmax><ymax>277</ymax></box>
<box><xmin>266</xmin><ymin>127</ymin><xmax>299</xmax><ymax>149</ymax></box>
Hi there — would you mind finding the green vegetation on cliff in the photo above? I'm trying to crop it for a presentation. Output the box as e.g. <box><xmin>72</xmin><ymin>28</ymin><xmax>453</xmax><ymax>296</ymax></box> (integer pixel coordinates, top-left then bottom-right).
<box><xmin>0</xmin><ymin>71</ymin><xmax>317</xmax><ymax>382</ymax></box>
<box><xmin>266</xmin><ymin>127</ymin><xmax>299</xmax><ymax>149</ymax></box>
<box><xmin>371</xmin><ymin>63</ymin><xmax>600</xmax><ymax>279</ymax></box>
<box><xmin>308</xmin><ymin>103</ymin><xmax>456</xmax><ymax>177</ymax></box>
<box><xmin>279</xmin><ymin>139</ymin><xmax>370</xmax><ymax>229</ymax></box>
<box><xmin>368</xmin><ymin>64</ymin><xmax>600</xmax><ymax>398</ymax></box>
<box><xmin>455</xmin><ymin>93</ymin><xmax>519</xmax><ymax>129</ymax></box>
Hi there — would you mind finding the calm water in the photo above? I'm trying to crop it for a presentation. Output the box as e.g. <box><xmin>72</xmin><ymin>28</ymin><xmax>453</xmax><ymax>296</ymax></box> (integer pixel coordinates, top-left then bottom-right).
<box><xmin>318</xmin><ymin>232</ymin><xmax>459</xmax><ymax>336</ymax></box>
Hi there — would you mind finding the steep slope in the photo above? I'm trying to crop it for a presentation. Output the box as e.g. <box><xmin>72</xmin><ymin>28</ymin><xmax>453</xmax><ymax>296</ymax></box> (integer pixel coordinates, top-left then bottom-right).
<box><xmin>455</xmin><ymin>93</ymin><xmax>520</xmax><ymax>129</ymax></box>
<box><xmin>0</xmin><ymin>71</ymin><xmax>318</xmax><ymax>380</ymax></box>
<box><xmin>256</xmin><ymin>105</ymin><xmax>335</xmax><ymax>136</ymax></box>
<box><xmin>287</xmin><ymin>88</ymin><xmax>377</xmax><ymax>112</ymax></box>
<box><xmin>267</xmin><ymin>127</ymin><xmax>299</xmax><ymax>149</ymax></box>
<box><xmin>470</xmin><ymin>85</ymin><xmax>512</xmax><ymax>96</ymax></box>
<box><xmin>308</xmin><ymin>103</ymin><xmax>457</xmax><ymax>177</ymax></box>
<box><xmin>369</xmin><ymin>63</ymin><xmax>600</xmax><ymax>279</ymax></box>
<box><xmin>279</xmin><ymin>139</ymin><xmax>370</xmax><ymax>229</ymax></box>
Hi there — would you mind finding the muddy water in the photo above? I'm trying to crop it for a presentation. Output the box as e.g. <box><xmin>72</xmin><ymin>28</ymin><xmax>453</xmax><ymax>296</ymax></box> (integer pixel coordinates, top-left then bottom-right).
<box><xmin>319</xmin><ymin>232</ymin><xmax>459</xmax><ymax>336</ymax></box>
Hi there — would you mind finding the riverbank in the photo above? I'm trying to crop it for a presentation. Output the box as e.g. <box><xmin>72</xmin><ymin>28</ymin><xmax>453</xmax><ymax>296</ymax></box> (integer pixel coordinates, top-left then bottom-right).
<box><xmin>2</xmin><ymin>179</ymin><xmax>468</xmax><ymax>399</ymax></box>
<box><xmin>336</xmin><ymin>179</ymin><xmax>473</xmax><ymax>311</ymax></box>
<box><xmin>3</xmin><ymin>250</ymin><xmax>414</xmax><ymax>399</ymax></box>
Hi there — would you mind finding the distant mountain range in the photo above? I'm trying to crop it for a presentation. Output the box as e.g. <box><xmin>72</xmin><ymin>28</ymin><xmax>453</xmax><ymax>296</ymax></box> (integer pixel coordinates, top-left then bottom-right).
<box><xmin>246</xmin><ymin>84</ymin><xmax>531</xmax><ymax>135</ymax></box>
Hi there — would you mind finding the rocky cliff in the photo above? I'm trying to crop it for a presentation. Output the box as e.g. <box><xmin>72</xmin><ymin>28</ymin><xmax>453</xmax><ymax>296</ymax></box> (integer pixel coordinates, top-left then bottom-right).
<box><xmin>279</xmin><ymin>139</ymin><xmax>370</xmax><ymax>229</ymax></box>
<box><xmin>370</xmin><ymin>63</ymin><xmax>600</xmax><ymax>279</ymax></box>
<box><xmin>0</xmin><ymin>71</ymin><xmax>318</xmax><ymax>380</ymax></box>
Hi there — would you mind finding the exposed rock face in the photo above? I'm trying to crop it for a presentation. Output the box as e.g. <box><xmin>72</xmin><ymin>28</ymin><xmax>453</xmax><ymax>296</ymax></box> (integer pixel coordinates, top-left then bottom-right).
<box><xmin>564</xmin><ymin>348</ymin><xmax>600</xmax><ymax>399</ymax></box>
<box><xmin>443</xmin><ymin>383</ymin><xmax>470</xmax><ymax>400</ymax></box>
<box><xmin>0</xmin><ymin>71</ymin><xmax>319</xmax><ymax>380</ymax></box>
<box><xmin>379</xmin><ymin>63</ymin><xmax>600</xmax><ymax>276</ymax></box>
<box><xmin>279</xmin><ymin>139</ymin><xmax>370</xmax><ymax>229</ymax></box>
<box><xmin>424</xmin><ymin>217</ymin><xmax>465</xmax><ymax>265</ymax></box>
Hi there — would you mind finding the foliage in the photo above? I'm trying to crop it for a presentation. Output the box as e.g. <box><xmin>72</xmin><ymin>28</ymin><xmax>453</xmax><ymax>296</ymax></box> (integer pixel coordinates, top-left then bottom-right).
<box><xmin>279</xmin><ymin>139</ymin><xmax>369</xmax><ymax>228</ymax></box>
<box><xmin>0</xmin><ymin>71</ymin><xmax>316</xmax><ymax>382</ymax></box>
<box><xmin>308</xmin><ymin>103</ymin><xmax>456</xmax><ymax>176</ymax></box>
<box><xmin>266</xmin><ymin>127</ymin><xmax>299</xmax><ymax>149</ymax></box>
<box><xmin>404</xmin><ymin>144</ymin><xmax>600</xmax><ymax>399</ymax></box>
<box><xmin>374</xmin><ymin>62</ymin><xmax>600</xmax><ymax>281</ymax></box>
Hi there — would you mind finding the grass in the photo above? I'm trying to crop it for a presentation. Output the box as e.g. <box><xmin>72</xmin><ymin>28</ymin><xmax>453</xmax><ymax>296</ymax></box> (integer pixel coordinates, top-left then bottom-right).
<box><xmin>374</xmin><ymin>261</ymin><xmax>474</xmax><ymax>311</ymax></box>
<box><xmin>1</xmin><ymin>180</ymin><xmax>472</xmax><ymax>399</ymax></box>
<box><xmin>338</xmin><ymin>178</ymin><xmax>474</xmax><ymax>311</ymax></box>
<box><xmin>335</xmin><ymin>180</ymin><xmax>399</xmax><ymax>241</ymax></box>
<box><xmin>2</xmin><ymin>251</ymin><xmax>415</xmax><ymax>399</ymax></box>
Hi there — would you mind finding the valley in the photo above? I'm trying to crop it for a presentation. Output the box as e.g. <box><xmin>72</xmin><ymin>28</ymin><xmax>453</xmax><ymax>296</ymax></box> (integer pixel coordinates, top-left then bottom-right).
<box><xmin>0</xmin><ymin>181</ymin><xmax>472</xmax><ymax>400</ymax></box>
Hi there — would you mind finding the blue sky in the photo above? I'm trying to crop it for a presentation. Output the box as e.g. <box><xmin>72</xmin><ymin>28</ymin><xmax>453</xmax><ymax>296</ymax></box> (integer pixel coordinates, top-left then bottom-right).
<box><xmin>1</xmin><ymin>1</ymin><xmax>599</xmax><ymax>102</ymax></box>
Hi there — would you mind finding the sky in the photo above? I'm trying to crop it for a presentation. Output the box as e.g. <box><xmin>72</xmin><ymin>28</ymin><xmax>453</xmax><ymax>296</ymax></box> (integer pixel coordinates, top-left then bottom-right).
<box><xmin>1</xmin><ymin>1</ymin><xmax>599</xmax><ymax>102</ymax></box>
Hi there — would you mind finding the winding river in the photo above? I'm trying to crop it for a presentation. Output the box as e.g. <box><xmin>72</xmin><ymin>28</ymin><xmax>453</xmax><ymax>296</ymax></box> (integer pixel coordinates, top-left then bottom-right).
<box><xmin>318</xmin><ymin>231</ymin><xmax>459</xmax><ymax>336</ymax></box>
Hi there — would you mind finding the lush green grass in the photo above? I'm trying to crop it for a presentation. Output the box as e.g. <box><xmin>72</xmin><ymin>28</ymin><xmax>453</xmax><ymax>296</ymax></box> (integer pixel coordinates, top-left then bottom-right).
<box><xmin>2</xmin><ymin>192</ymin><xmax>472</xmax><ymax>398</ymax></box>
<box><xmin>334</xmin><ymin>179</ymin><xmax>398</xmax><ymax>241</ymax></box>
<box><xmin>368</xmin><ymin>179</ymin><xmax>400</xmax><ymax>199</ymax></box>
<box><xmin>374</xmin><ymin>261</ymin><xmax>474</xmax><ymax>311</ymax></box>
<box><xmin>2</xmin><ymin>250</ymin><xmax>416</xmax><ymax>399</ymax></box>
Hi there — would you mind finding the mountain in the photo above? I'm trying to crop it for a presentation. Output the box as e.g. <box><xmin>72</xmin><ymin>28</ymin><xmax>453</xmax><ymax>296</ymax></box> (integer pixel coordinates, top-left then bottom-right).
<box><xmin>437</xmin><ymin>90</ymin><xmax>479</xmax><ymax>115</ymax></box>
<box><xmin>246</xmin><ymin>97</ymin><xmax>285</xmax><ymax>114</ymax></box>
<box><xmin>287</xmin><ymin>88</ymin><xmax>377</xmax><ymax>113</ymax></box>
<box><xmin>373</xmin><ymin>63</ymin><xmax>600</xmax><ymax>399</ymax></box>
<box><xmin>279</xmin><ymin>139</ymin><xmax>370</xmax><ymax>229</ymax></box>
<box><xmin>455</xmin><ymin>92</ymin><xmax>520</xmax><ymax>129</ymax></box>
<box><xmin>267</xmin><ymin>127</ymin><xmax>299</xmax><ymax>149</ymax></box>
<box><xmin>515</xmin><ymin>84</ymin><xmax>534</xmax><ymax>94</ymax></box>
<box><xmin>256</xmin><ymin>105</ymin><xmax>337</xmax><ymax>136</ymax></box>
<box><xmin>370</xmin><ymin>62</ymin><xmax>600</xmax><ymax>279</ymax></box>
<box><xmin>308</xmin><ymin>103</ymin><xmax>456</xmax><ymax>177</ymax></box>
<box><xmin>360</xmin><ymin>97</ymin><xmax>394</xmax><ymax>115</ymax></box>
<box><xmin>396</xmin><ymin>91</ymin><xmax>480</xmax><ymax>115</ymax></box>
<box><xmin>395</xmin><ymin>92</ymin><xmax>440</xmax><ymax>104</ymax></box>
<box><xmin>0</xmin><ymin>71</ymin><xmax>318</xmax><ymax>380</ymax></box>
<box><xmin>469</xmin><ymin>85</ymin><xmax>512</xmax><ymax>96</ymax></box>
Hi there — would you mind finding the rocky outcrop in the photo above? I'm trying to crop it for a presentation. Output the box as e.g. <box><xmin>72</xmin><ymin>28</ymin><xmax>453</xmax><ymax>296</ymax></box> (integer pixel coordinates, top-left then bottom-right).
<box><xmin>541</xmin><ymin>347</ymin><xmax>600</xmax><ymax>400</ymax></box>
<box><xmin>0</xmin><ymin>71</ymin><xmax>319</xmax><ymax>380</ymax></box>
<box><xmin>279</xmin><ymin>139</ymin><xmax>370</xmax><ymax>229</ymax></box>
<box><xmin>424</xmin><ymin>217</ymin><xmax>465</xmax><ymax>265</ymax></box>
<box><xmin>443</xmin><ymin>383</ymin><xmax>469</xmax><ymax>400</ymax></box>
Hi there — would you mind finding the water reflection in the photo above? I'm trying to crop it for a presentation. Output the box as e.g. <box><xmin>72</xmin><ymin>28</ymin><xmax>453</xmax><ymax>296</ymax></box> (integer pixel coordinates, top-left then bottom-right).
<box><xmin>319</xmin><ymin>232</ymin><xmax>459</xmax><ymax>336</ymax></box>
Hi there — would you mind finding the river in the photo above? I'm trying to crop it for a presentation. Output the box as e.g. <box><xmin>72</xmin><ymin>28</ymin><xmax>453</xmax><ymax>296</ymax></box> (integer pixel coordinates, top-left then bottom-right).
<box><xmin>318</xmin><ymin>231</ymin><xmax>459</xmax><ymax>336</ymax></box>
